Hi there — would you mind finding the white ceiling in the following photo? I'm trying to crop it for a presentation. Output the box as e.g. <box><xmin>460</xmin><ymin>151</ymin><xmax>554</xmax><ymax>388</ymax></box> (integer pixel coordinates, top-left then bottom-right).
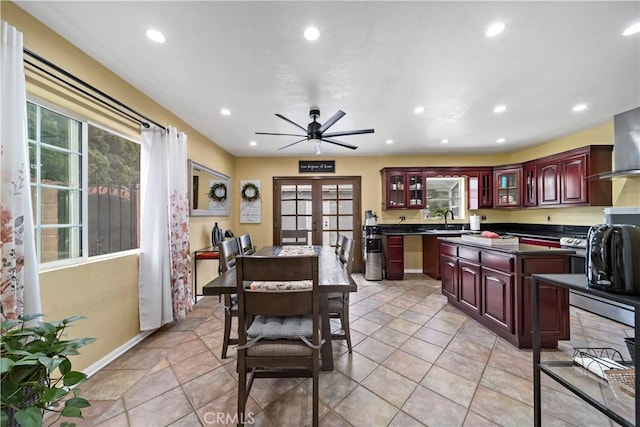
<box><xmin>15</xmin><ymin>1</ymin><xmax>640</xmax><ymax>158</ymax></box>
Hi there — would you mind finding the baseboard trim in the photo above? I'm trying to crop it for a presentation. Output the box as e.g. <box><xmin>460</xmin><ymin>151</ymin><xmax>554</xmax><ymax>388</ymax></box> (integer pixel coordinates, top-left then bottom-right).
<box><xmin>404</xmin><ymin>269</ymin><xmax>423</xmax><ymax>274</ymax></box>
<box><xmin>83</xmin><ymin>329</ymin><xmax>156</xmax><ymax>378</ymax></box>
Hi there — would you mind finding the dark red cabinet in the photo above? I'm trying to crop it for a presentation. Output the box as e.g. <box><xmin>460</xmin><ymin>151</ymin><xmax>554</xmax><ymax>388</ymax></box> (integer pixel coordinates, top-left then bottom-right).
<box><xmin>384</xmin><ymin>235</ymin><xmax>404</xmax><ymax>280</ymax></box>
<box><xmin>440</xmin><ymin>241</ymin><xmax>570</xmax><ymax>348</ymax></box>
<box><xmin>381</xmin><ymin>168</ymin><xmax>425</xmax><ymax>209</ymax></box>
<box><xmin>494</xmin><ymin>166</ymin><xmax>522</xmax><ymax>207</ymax></box>
<box><xmin>561</xmin><ymin>153</ymin><xmax>587</xmax><ymax>204</ymax></box>
<box><xmin>459</xmin><ymin>260</ymin><xmax>481</xmax><ymax>314</ymax></box>
<box><xmin>523</xmin><ymin>162</ymin><xmax>537</xmax><ymax>207</ymax></box>
<box><xmin>537</xmin><ymin>160</ymin><xmax>561</xmax><ymax>205</ymax></box>
<box><xmin>536</xmin><ymin>146</ymin><xmax>612</xmax><ymax>207</ymax></box>
<box><xmin>482</xmin><ymin>266</ymin><xmax>514</xmax><ymax>333</ymax></box>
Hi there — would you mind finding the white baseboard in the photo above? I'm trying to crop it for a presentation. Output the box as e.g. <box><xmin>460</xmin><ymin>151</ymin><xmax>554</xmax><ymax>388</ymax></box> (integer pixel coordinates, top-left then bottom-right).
<box><xmin>404</xmin><ymin>269</ymin><xmax>423</xmax><ymax>274</ymax></box>
<box><xmin>83</xmin><ymin>329</ymin><xmax>156</xmax><ymax>378</ymax></box>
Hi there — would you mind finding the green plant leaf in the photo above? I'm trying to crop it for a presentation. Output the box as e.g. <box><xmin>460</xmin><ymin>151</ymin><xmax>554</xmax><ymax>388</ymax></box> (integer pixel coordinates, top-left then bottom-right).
<box><xmin>61</xmin><ymin>405</ymin><xmax>83</xmax><ymax>418</ymax></box>
<box><xmin>63</xmin><ymin>371</ymin><xmax>87</xmax><ymax>387</ymax></box>
<box><xmin>0</xmin><ymin>358</ymin><xmax>15</xmax><ymax>373</ymax></box>
<box><xmin>65</xmin><ymin>397</ymin><xmax>91</xmax><ymax>409</ymax></box>
<box><xmin>41</xmin><ymin>386</ymin><xmax>67</xmax><ymax>403</ymax></box>
<box><xmin>61</xmin><ymin>315</ymin><xmax>87</xmax><ymax>325</ymax></box>
<box><xmin>38</xmin><ymin>356</ymin><xmax>63</xmax><ymax>372</ymax></box>
<box><xmin>59</xmin><ymin>358</ymin><xmax>71</xmax><ymax>375</ymax></box>
<box><xmin>14</xmin><ymin>407</ymin><xmax>43</xmax><ymax>427</ymax></box>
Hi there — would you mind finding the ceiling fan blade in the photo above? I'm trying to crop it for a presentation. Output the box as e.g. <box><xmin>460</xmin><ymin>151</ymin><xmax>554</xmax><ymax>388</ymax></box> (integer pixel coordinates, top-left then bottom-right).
<box><xmin>278</xmin><ymin>138</ymin><xmax>308</xmax><ymax>150</ymax></box>
<box><xmin>275</xmin><ymin>114</ymin><xmax>308</xmax><ymax>133</ymax></box>
<box><xmin>323</xmin><ymin>128</ymin><xmax>375</xmax><ymax>138</ymax></box>
<box><xmin>322</xmin><ymin>138</ymin><xmax>358</xmax><ymax>150</ymax></box>
<box><xmin>255</xmin><ymin>132</ymin><xmax>307</xmax><ymax>137</ymax></box>
<box><xmin>318</xmin><ymin>110</ymin><xmax>346</xmax><ymax>133</ymax></box>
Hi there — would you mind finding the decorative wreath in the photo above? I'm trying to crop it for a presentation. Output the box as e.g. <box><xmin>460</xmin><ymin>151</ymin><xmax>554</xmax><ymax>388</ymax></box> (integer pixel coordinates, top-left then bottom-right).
<box><xmin>241</xmin><ymin>182</ymin><xmax>260</xmax><ymax>202</ymax></box>
<box><xmin>208</xmin><ymin>182</ymin><xmax>227</xmax><ymax>202</ymax></box>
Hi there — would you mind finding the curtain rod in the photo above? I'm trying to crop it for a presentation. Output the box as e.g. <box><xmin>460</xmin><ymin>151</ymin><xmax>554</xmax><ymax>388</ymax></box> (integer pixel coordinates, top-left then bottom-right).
<box><xmin>23</xmin><ymin>48</ymin><xmax>165</xmax><ymax>130</ymax></box>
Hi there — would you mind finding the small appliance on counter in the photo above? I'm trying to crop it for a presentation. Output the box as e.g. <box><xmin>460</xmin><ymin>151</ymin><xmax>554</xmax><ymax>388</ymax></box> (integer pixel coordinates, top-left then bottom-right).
<box><xmin>587</xmin><ymin>223</ymin><xmax>640</xmax><ymax>295</ymax></box>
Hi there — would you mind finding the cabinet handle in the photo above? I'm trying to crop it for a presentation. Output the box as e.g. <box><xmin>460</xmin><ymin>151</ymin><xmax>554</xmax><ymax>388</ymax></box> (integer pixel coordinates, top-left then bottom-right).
<box><xmin>461</xmin><ymin>266</ymin><xmax>476</xmax><ymax>274</ymax></box>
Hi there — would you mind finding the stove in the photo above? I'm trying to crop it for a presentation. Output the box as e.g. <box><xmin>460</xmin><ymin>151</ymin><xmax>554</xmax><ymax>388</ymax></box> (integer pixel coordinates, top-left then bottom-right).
<box><xmin>559</xmin><ymin>236</ymin><xmax>587</xmax><ymax>255</ymax></box>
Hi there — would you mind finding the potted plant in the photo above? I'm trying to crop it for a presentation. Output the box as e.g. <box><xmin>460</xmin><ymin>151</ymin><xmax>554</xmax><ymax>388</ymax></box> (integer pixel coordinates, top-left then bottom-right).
<box><xmin>1</xmin><ymin>313</ymin><xmax>96</xmax><ymax>427</ymax></box>
<box><xmin>431</xmin><ymin>207</ymin><xmax>449</xmax><ymax>219</ymax></box>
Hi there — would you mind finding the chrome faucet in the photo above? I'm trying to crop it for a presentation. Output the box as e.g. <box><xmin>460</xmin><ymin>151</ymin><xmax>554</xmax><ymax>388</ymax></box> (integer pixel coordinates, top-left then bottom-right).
<box><xmin>444</xmin><ymin>209</ymin><xmax>455</xmax><ymax>229</ymax></box>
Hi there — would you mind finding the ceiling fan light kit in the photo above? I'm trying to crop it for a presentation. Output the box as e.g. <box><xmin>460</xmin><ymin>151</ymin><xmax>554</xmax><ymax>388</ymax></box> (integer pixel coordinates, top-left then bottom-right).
<box><xmin>255</xmin><ymin>108</ymin><xmax>374</xmax><ymax>153</ymax></box>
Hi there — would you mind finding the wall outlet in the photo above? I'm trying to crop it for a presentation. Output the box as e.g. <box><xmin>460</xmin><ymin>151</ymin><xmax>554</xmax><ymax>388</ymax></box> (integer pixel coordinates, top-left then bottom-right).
<box><xmin>399</xmin><ymin>216</ymin><xmax>406</xmax><ymax>221</ymax></box>
<box><xmin>547</xmin><ymin>216</ymin><xmax>552</xmax><ymax>222</ymax></box>
<box><xmin>481</xmin><ymin>215</ymin><xmax>487</xmax><ymax>220</ymax></box>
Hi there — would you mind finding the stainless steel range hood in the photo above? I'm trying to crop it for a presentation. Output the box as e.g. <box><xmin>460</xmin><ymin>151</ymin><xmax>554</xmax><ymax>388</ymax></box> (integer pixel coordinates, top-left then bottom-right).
<box><xmin>599</xmin><ymin>106</ymin><xmax>640</xmax><ymax>179</ymax></box>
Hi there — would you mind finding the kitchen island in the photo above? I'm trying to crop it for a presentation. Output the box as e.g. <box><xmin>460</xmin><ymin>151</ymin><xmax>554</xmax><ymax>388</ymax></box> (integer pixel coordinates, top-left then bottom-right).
<box><xmin>438</xmin><ymin>237</ymin><xmax>575</xmax><ymax>348</ymax></box>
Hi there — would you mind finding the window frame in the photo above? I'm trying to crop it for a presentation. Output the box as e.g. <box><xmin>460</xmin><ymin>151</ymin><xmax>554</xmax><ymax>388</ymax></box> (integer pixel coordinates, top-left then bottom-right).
<box><xmin>27</xmin><ymin>96</ymin><xmax>141</xmax><ymax>270</ymax></box>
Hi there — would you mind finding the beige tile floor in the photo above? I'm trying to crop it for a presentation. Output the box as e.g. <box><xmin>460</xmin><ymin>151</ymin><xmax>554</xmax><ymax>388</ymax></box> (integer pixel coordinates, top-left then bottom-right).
<box><xmin>59</xmin><ymin>273</ymin><xmax>635</xmax><ymax>426</ymax></box>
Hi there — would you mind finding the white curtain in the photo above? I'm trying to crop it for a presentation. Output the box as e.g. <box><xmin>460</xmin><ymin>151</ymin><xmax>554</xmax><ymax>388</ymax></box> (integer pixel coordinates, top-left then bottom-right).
<box><xmin>139</xmin><ymin>125</ymin><xmax>192</xmax><ymax>330</ymax></box>
<box><xmin>0</xmin><ymin>21</ymin><xmax>42</xmax><ymax>320</ymax></box>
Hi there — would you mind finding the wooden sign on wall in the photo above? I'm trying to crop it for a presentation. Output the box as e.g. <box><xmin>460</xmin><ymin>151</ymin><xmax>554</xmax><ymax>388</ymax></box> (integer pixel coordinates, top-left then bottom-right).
<box><xmin>299</xmin><ymin>160</ymin><xmax>335</xmax><ymax>173</ymax></box>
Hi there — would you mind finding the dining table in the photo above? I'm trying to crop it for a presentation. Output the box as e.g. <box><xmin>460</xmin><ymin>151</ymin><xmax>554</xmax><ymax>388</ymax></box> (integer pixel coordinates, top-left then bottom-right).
<box><xmin>202</xmin><ymin>245</ymin><xmax>357</xmax><ymax>371</ymax></box>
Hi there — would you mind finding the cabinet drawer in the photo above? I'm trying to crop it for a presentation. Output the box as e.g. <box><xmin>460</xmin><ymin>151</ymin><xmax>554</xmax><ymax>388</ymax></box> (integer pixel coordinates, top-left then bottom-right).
<box><xmin>458</xmin><ymin>247</ymin><xmax>480</xmax><ymax>262</ymax></box>
<box><xmin>522</xmin><ymin>257</ymin><xmax>567</xmax><ymax>275</ymax></box>
<box><xmin>441</xmin><ymin>243</ymin><xmax>458</xmax><ymax>257</ymax></box>
<box><xmin>482</xmin><ymin>252</ymin><xmax>514</xmax><ymax>272</ymax></box>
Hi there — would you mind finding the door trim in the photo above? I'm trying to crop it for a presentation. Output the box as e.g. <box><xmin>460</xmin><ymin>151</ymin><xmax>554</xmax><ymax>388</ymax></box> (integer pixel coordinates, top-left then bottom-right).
<box><xmin>273</xmin><ymin>176</ymin><xmax>362</xmax><ymax>272</ymax></box>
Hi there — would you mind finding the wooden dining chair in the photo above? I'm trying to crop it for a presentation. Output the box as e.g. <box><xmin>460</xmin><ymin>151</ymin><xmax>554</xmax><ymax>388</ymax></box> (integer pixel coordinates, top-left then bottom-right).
<box><xmin>219</xmin><ymin>238</ymin><xmax>241</xmax><ymax>359</ymax></box>
<box><xmin>328</xmin><ymin>236</ymin><xmax>355</xmax><ymax>352</ymax></box>
<box><xmin>237</xmin><ymin>233</ymin><xmax>254</xmax><ymax>255</ymax></box>
<box><xmin>335</xmin><ymin>233</ymin><xmax>346</xmax><ymax>256</ymax></box>
<box><xmin>281</xmin><ymin>229</ymin><xmax>309</xmax><ymax>245</ymax></box>
<box><xmin>235</xmin><ymin>254</ymin><xmax>320</xmax><ymax>427</ymax></box>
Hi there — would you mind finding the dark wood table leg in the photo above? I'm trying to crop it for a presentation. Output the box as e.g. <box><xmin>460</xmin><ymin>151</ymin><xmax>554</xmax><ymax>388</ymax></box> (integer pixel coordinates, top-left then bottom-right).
<box><xmin>320</xmin><ymin>294</ymin><xmax>333</xmax><ymax>371</ymax></box>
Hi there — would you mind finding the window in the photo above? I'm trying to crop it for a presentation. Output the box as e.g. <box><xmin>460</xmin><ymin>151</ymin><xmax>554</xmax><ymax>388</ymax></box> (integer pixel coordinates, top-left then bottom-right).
<box><xmin>27</xmin><ymin>101</ymin><xmax>140</xmax><ymax>265</ymax></box>
<box><xmin>425</xmin><ymin>177</ymin><xmax>466</xmax><ymax>219</ymax></box>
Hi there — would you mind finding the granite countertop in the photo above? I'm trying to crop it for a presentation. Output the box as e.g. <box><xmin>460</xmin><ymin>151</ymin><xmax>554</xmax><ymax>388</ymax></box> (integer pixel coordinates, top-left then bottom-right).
<box><xmin>382</xmin><ymin>229</ymin><xmax>472</xmax><ymax>236</ymax></box>
<box><xmin>438</xmin><ymin>237</ymin><xmax>576</xmax><ymax>255</ymax></box>
<box><xmin>376</xmin><ymin>222</ymin><xmax>589</xmax><ymax>242</ymax></box>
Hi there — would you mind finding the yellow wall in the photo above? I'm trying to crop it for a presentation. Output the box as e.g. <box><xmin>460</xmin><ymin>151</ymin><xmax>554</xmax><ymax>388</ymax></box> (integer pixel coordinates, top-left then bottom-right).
<box><xmin>3</xmin><ymin>2</ymin><xmax>235</xmax><ymax>371</ymax></box>
<box><xmin>4</xmin><ymin>1</ymin><xmax>639</xmax><ymax>371</ymax></box>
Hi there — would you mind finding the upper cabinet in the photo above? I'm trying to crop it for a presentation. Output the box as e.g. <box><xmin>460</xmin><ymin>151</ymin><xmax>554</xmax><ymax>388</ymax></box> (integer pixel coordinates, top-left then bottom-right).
<box><xmin>523</xmin><ymin>162</ymin><xmax>537</xmax><ymax>207</ymax></box>
<box><xmin>494</xmin><ymin>166</ymin><xmax>522</xmax><ymax>207</ymax></box>
<box><xmin>536</xmin><ymin>146</ymin><xmax>613</xmax><ymax>207</ymax></box>
<box><xmin>381</xmin><ymin>168</ymin><xmax>425</xmax><ymax>209</ymax></box>
<box><xmin>380</xmin><ymin>146</ymin><xmax>612</xmax><ymax>211</ymax></box>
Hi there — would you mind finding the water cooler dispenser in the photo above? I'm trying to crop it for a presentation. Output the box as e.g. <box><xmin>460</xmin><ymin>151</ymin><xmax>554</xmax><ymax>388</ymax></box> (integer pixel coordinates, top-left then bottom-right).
<box><xmin>363</xmin><ymin>225</ymin><xmax>383</xmax><ymax>280</ymax></box>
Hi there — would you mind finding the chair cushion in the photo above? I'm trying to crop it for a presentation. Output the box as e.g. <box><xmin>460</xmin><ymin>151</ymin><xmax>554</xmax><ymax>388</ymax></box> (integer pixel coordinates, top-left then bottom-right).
<box><xmin>246</xmin><ymin>340</ymin><xmax>313</xmax><ymax>357</ymax></box>
<box><xmin>249</xmin><ymin>280</ymin><xmax>312</xmax><ymax>291</ymax></box>
<box><xmin>247</xmin><ymin>315</ymin><xmax>313</xmax><ymax>340</ymax></box>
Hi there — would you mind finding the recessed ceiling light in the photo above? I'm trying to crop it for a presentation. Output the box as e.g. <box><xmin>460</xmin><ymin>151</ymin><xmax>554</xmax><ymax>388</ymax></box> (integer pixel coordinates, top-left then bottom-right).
<box><xmin>386</xmin><ymin>139</ymin><xmax>394</xmax><ymax>144</ymax></box>
<box><xmin>572</xmin><ymin>104</ymin><xmax>588</xmax><ymax>112</ymax></box>
<box><xmin>493</xmin><ymin>105</ymin><xmax>507</xmax><ymax>113</ymax></box>
<box><xmin>249</xmin><ymin>141</ymin><xmax>257</xmax><ymax>146</ymax></box>
<box><xmin>304</xmin><ymin>26</ymin><xmax>320</xmax><ymax>41</ymax></box>
<box><xmin>623</xmin><ymin>22</ymin><xmax>640</xmax><ymax>36</ymax></box>
<box><xmin>146</xmin><ymin>29</ymin><xmax>166</xmax><ymax>43</ymax></box>
<box><xmin>485</xmin><ymin>22</ymin><xmax>506</xmax><ymax>38</ymax></box>
<box><xmin>496</xmin><ymin>138</ymin><xmax>506</xmax><ymax>143</ymax></box>
<box><xmin>220</xmin><ymin>108</ymin><xmax>231</xmax><ymax>116</ymax></box>
<box><xmin>414</xmin><ymin>106</ymin><xmax>425</xmax><ymax>114</ymax></box>
<box><xmin>441</xmin><ymin>139</ymin><xmax>449</xmax><ymax>144</ymax></box>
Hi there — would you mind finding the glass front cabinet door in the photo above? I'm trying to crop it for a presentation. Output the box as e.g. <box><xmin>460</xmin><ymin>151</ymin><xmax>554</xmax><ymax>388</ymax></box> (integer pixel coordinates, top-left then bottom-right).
<box><xmin>494</xmin><ymin>166</ymin><xmax>522</xmax><ymax>207</ymax></box>
<box><xmin>381</xmin><ymin>168</ymin><xmax>425</xmax><ymax>209</ymax></box>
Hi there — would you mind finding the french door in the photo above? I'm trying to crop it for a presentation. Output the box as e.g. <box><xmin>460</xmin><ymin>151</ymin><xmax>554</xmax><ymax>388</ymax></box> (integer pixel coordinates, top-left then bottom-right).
<box><xmin>273</xmin><ymin>176</ymin><xmax>362</xmax><ymax>272</ymax></box>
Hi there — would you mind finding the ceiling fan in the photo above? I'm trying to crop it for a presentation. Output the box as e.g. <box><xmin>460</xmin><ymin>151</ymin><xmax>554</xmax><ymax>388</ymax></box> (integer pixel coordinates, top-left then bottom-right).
<box><xmin>256</xmin><ymin>108</ymin><xmax>374</xmax><ymax>152</ymax></box>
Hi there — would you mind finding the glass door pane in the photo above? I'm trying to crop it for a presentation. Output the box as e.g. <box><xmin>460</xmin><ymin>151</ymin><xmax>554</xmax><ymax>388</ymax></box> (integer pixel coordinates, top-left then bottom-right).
<box><xmin>280</xmin><ymin>184</ymin><xmax>312</xmax><ymax>244</ymax></box>
<box><xmin>322</xmin><ymin>183</ymin><xmax>354</xmax><ymax>247</ymax></box>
